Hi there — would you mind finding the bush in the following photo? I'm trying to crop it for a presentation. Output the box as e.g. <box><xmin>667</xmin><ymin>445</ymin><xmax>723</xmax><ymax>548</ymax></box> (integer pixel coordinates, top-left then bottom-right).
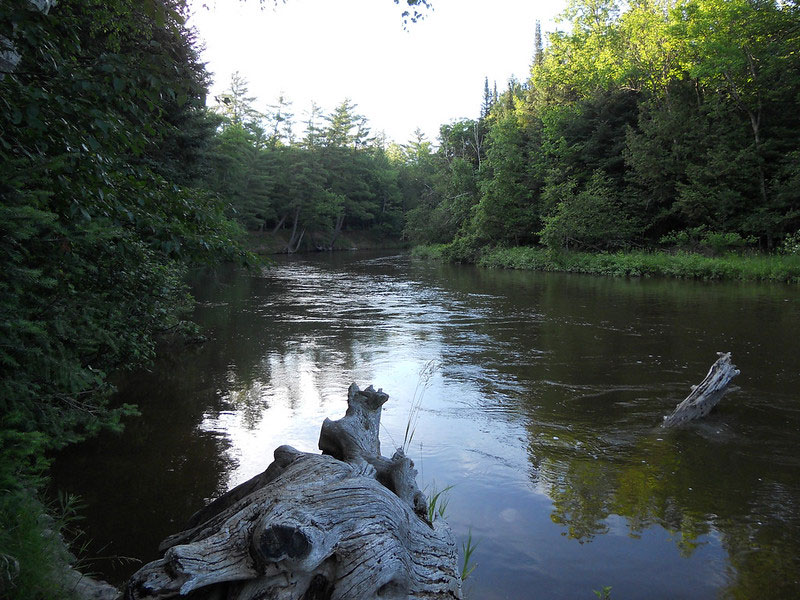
<box><xmin>0</xmin><ymin>488</ymin><xmax>83</xmax><ymax>600</ymax></box>
<box><xmin>477</xmin><ymin>247</ymin><xmax>800</xmax><ymax>283</ymax></box>
<box><xmin>441</xmin><ymin>233</ymin><xmax>484</xmax><ymax>264</ymax></box>
<box><xmin>539</xmin><ymin>171</ymin><xmax>634</xmax><ymax>252</ymax></box>
<box><xmin>779</xmin><ymin>230</ymin><xmax>800</xmax><ymax>256</ymax></box>
<box><xmin>659</xmin><ymin>226</ymin><xmax>756</xmax><ymax>255</ymax></box>
<box><xmin>410</xmin><ymin>244</ymin><xmax>447</xmax><ymax>260</ymax></box>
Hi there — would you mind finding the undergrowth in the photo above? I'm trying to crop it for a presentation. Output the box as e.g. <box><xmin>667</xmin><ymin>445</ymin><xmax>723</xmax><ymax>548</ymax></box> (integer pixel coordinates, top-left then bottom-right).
<box><xmin>474</xmin><ymin>247</ymin><xmax>800</xmax><ymax>283</ymax></box>
<box><xmin>410</xmin><ymin>244</ymin><xmax>447</xmax><ymax>261</ymax></box>
<box><xmin>0</xmin><ymin>488</ymin><xmax>84</xmax><ymax>600</ymax></box>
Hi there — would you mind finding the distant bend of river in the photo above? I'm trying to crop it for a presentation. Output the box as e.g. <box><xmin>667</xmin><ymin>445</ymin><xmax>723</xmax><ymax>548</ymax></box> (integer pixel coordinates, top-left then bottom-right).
<box><xmin>53</xmin><ymin>251</ymin><xmax>800</xmax><ymax>599</ymax></box>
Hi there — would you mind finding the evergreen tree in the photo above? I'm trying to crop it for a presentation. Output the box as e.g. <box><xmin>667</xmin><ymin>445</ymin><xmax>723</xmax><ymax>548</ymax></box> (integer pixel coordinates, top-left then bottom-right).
<box><xmin>302</xmin><ymin>102</ymin><xmax>326</xmax><ymax>150</ymax></box>
<box><xmin>481</xmin><ymin>76</ymin><xmax>493</xmax><ymax>120</ymax></box>
<box><xmin>533</xmin><ymin>19</ymin><xmax>543</xmax><ymax>68</ymax></box>
<box><xmin>215</xmin><ymin>71</ymin><xmax>262</xmax><ymax>127</ymax></box>
<box><xmin>324</xmin><ymin>99</ymin><xmax>367</xmax><ymax>148</ymax></box>
<box><xmin>266</xmin><ymin>93</ymin><xmax>295</xmax><ymax>147</ymax></box>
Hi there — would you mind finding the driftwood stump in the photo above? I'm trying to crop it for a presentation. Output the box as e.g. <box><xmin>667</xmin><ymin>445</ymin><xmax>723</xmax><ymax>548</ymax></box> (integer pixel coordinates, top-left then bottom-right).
<box><xmin>125</xmin><ymin>383</ymin><xmax>462</xmax><ymax>600</ymax></box>
<box><xmin>662</xmin><ymin>352</ymin><xmax>740</xmax><ymax>427</ymax></box>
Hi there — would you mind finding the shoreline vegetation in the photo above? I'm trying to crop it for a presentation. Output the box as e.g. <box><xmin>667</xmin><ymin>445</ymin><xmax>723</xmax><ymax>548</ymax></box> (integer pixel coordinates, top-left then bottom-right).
<box><xmin>3</xmin><ymin>0</ymin><xmax>799</xmax><ymax>597</ymax></box>
<box><xmin>247</xmin><ymin>230</ymin><xmax>410</xmax><ymax>255</ymax></box>
<box><xmin>411</xmin><ymin>244</ymin><xmax>800</xmax><ymax>284</ymax></box>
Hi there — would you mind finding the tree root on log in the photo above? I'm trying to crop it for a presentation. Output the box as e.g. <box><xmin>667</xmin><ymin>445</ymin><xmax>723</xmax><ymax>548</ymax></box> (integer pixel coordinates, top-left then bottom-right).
<box><xmin>125</xmin><ymin>383</ymin><xmax>462</xmax><ymax>600</ymax></box>
<box><xmin>662</xmin><ymin>352</ymin><xmax>740</xmax><ymax>428</ymax></box>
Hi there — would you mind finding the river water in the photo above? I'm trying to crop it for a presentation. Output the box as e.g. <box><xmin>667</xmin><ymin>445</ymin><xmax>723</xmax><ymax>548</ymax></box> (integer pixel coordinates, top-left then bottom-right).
<box><xmin>52</xmin><ymin>252</ymin><xmax>800</xmax><ymax>599</ymax></box>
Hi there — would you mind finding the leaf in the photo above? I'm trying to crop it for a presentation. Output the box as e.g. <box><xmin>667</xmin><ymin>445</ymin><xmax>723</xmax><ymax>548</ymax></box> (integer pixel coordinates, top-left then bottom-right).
<box><xmin>154</xmin><ymin>5</ymin><xmax>166</xmax><ymax>28</ymax></box>
<box><xmin>93</xmin><ymin>118</ymin><xmax>109</xmax><ymax>135</ymax></box>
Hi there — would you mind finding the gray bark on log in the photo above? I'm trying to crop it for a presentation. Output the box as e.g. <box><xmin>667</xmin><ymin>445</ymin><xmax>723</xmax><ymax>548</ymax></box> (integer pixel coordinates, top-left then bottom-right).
<box><xmin>125</xmin><ymin>383</ymin><xmax>462</xmax><ymax>600</ymax></box>
<box><xmin>662</xmin><ymin>352</ymin><xmax>740</xmax><ymax>427</ymax></box>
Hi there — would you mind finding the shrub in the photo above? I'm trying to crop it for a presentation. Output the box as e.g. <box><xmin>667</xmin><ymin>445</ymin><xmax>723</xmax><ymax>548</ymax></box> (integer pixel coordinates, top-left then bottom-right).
<box><xmin>539</xmin><ymin>171</ymin><xmax>634</xmax><ymax>252</ymax></box>
<box><xmin>659</xmin><ymin>226</ymin><xmax>755</xmax><ymax>255</ymax></box>
<box><xmin>779</xmin><ymin>230</ymin><xmax>800</xmax><ymax>256</ymax></box>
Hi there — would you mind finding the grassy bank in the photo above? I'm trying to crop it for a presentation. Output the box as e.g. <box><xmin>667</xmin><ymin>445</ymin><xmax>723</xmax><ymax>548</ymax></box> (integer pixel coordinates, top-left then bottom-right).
<box><xmin>412</xmin><ymin>245</ymin><xmax>800</xmax><ymax>283</ymax></box>
<box><xmin>0</xmin><ymin>485</ymin><xmax>82</xmax><ymax>599</ymax></box>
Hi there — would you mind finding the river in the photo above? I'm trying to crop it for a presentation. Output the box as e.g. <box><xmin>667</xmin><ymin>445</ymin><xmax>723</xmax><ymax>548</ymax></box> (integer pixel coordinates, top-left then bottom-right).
<box><xmin>52</xmin><ymin>251</ymin><xmax>800</xmax><ymax>599</ymax></box>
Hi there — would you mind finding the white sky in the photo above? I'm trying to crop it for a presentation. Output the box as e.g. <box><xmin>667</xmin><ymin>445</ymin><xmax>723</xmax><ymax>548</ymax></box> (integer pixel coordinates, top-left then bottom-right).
<box><xmin>188</xmin><ymin>0</ymin><xmax>566</xmax><ymax>144</ymax></box>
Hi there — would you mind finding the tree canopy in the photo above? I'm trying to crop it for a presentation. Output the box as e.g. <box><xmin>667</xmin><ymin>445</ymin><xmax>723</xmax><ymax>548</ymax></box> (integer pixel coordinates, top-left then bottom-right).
<box><xmin>402</xmin><ymin>0</ymin><xmax>800</xmax><ymax>258</ymax></box>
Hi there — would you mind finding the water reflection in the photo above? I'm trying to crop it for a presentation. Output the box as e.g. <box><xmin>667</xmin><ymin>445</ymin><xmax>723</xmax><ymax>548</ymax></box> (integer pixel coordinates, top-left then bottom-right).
<box><xmin>53</xmin><ymin>252</ymin><xmax>800</xmax><ymax>598</ymax></box>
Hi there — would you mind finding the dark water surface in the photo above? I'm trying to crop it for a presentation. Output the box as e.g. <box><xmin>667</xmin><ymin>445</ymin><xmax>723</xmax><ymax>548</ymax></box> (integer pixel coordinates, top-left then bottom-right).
<box><xmin>52</xmin><ymin>252</ymin><xmax>800</xmax><ymax>598</ymax></box>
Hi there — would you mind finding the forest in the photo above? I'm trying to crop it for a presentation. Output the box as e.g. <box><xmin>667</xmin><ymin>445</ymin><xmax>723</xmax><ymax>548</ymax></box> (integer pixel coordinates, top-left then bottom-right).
<box><xmin>1</xmin><ymin>0</ymin><xmax>799</xmax><ymax>598</ymax></box>
<box><xmin>404</xmin><ymin>0</ymin><xmax>800</xmax><ymax>268</ymax></box>
<box><xmin>190</xmin><ymin>0</ymin><xmax>800</xmax><ymax>273</ymax></box>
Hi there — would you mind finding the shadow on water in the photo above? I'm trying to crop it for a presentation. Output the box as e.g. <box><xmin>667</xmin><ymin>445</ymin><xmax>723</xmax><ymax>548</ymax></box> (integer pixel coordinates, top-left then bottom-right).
<box><xmin>52</xmin><ymin>252</ymin><xmax>800</xmax><ymax>598</ymax></box>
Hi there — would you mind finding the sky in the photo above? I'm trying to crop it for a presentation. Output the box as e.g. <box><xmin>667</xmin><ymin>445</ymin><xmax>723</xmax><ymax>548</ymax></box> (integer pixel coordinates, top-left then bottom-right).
<box><xmin>188</xmin><ymin>0</ymin><xmax>567</xmax><ymax>144</ymax></box>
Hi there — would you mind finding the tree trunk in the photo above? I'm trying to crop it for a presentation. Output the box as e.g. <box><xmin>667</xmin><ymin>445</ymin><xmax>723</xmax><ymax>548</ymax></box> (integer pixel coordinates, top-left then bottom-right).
<box><xmin>125</xmin><ymin>384</ymin><xmax>462</xmax><ymax>600</ymax></box>
<box><xmin>271</xmin><ymin>213</ymin><xmax>287</xmax><ymax>235</ymax></box>
<box><xmin>285</xmin><ymin>207</ymin><xmax>301</xmax><ymax>253</ymax></box>
<box><xmin>289</xmin><ymin>227</ymin><xmax>306</xmax><ymax>254</ymax></box>
<box><xmin>328</xmin><ymin>214</ymin><xmax>345</xmax><ymax>251</ymax></box>
<box><xmin>662</xmin><ymin>352</ymin><xmax>739</xmax><ymax>427</ymax></box>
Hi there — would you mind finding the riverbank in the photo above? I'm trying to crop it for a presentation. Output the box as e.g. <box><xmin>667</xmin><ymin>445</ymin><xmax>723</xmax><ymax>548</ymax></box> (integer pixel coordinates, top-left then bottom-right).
<box><xmin>411</xmin><ymin>244</ymin><xmax>800</xmax><ymax>283</ymax></box>
<box><xmin>247</xmin><ymin>230</ymin><xmax>409</xmax><ymax>255</ymax></box>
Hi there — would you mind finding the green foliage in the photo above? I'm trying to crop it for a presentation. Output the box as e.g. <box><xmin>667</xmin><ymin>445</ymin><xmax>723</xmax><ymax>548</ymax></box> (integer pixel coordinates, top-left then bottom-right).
<box><xmin>539</xmin><ymin>171</ymin><xmax>634</xmax><ymax>252</ymax></box>
<box><xmin>441</xmin><ymin>232</ymin><xmax>485</xmax><ymax>264</ymax></box>
<box><xmin>0</xmin><ymin>488</ymin><xmax>82</xmax><ymax>600</ymax></box>
<box><xmin>659</xmin><ymin>227</ymin><xmax>756</xmax><ymax>255</ymax></box>
<box><xmin>476</xmin><ymin>246</ymin><xmax>800</xmax><ymax>283</ymax></box>
<box><xmin>403</xmin><ymin>0</ymin><xmax>800</xmax><ymax>258</ymax></box>
<box><xmin>0</xmin><ymin>1</ymin><xmax>255</xmax><ymax>594</ymax></box>
<box><xmin>425</xmin><ymin>484</ymin><xmax>453</xmax><ymax>523</ymax></box>
<box><xmin>460</xmin><ymin>529</ymin><xmax>478</xmax><ymax>581</ymax></box>
<box><xmin>779</xmin><ymin>230</ymin><xmax>800</xmax><ymax>256</ymax></box>
<box><xmin>410</xmin><ymin>244</ymin><xmax>447</xmax><ymax>260</ymax></box>
<box><xmin>472</xmin><ymin>114</ymin><xmax>539</xmax><ymax>246</ymax></box>
<box><xmin>593</xmin><ymin>585</ymin><xmax>613</xmax><ymax>599</ymax></box>
<box><xmin>1</xmin><ymin>0</ymin><xmax>251</xmax><ymax>449</ymax></box>
<box><xmin>205</xmin><ymin>91</ymin><xmax>407</xmax><ymax>250</ymax></box>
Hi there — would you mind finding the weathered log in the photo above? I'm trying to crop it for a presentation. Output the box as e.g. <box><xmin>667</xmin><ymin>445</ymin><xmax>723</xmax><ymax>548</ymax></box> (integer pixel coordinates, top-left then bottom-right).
<box><xmin>662</xmin><ymin>352</ymin><xmax>740</xmax><ymax>428</ymax></box>
<box><xmin>125</xmin><ymin>383</ymin><xmax>462</xmax><ymax>600</ymax></box>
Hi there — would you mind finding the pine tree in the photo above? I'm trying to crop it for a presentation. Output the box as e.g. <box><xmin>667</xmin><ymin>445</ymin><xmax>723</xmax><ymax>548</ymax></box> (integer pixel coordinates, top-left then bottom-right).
<box><xmin>481</xmin><ymin>76</ymin><xmax>493</xmax><ymax>119</ymax></box>
<box><xmin>266</xmin><ymin>93</ymin><xmax>294</xmax><ymax>147</ymax></box>
<box><xmin>533</xmin><ymin>20</ymin><xmax>543</xmax><ymax>68</ymax></box>
<box><xmin>302</xmin><ymin>102</ymin><xmax>325</xmax><ymax>149</ymax></box>
<box><xmin>215</xmin><ymin>71</ymin><xmax>261</xmax><ymax>126</ymax></box>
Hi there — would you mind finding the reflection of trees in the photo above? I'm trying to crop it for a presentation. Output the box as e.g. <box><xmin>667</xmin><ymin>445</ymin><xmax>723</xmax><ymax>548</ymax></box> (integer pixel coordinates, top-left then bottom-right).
<box><xmin>50</xmin><ymin>255</ymin><xmax>435</xmax><ymax>584</ymax></box>
<box><xmin>190</xmin><ymin>261</ymin><xmax>403</xmax><ymax>427</ymax></box>
<box><xmin>440</xmin><ymin>263</ymin><xmax>800</xmax><ymax>597</ymax></box>
<box><xmin>52</xmin><ymin>255</ymin><xmax>800</xmax><ymax>595</ymax></box>
<box><xmin>528</xmin><ymin>418</ymin><xmax>800</xmax><ymax>596</ymax></box>
<box><xmin>50</xmin><ymin>347</ymin><xmax>236</xmax><ymax>585</ymax></box>
<box><xmin>720</xmin><ymin>519</ymin><xmax>800</xmax><ymax>599</ymax></box>
<box><xmin>547</xmin><ymin>458</ymin><xmax>614</xmax><ymax>541</ymax></box>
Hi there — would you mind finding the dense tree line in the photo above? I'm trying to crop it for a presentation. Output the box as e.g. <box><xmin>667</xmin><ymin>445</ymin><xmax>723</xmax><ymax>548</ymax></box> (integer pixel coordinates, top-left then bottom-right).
<box><xmin>403</xmin><ymin>0</ymin><xmax>800</xmax><ymax>260</ymax></box>
<box><xmin>2</xmin><ymin>0</ymin><xmax>797</xmax><ymax>595</ymax></box>
<box><xmin>203</xmin><ymin>79</ymin><xmax>406</xmax><ymax>251</ymax></box>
